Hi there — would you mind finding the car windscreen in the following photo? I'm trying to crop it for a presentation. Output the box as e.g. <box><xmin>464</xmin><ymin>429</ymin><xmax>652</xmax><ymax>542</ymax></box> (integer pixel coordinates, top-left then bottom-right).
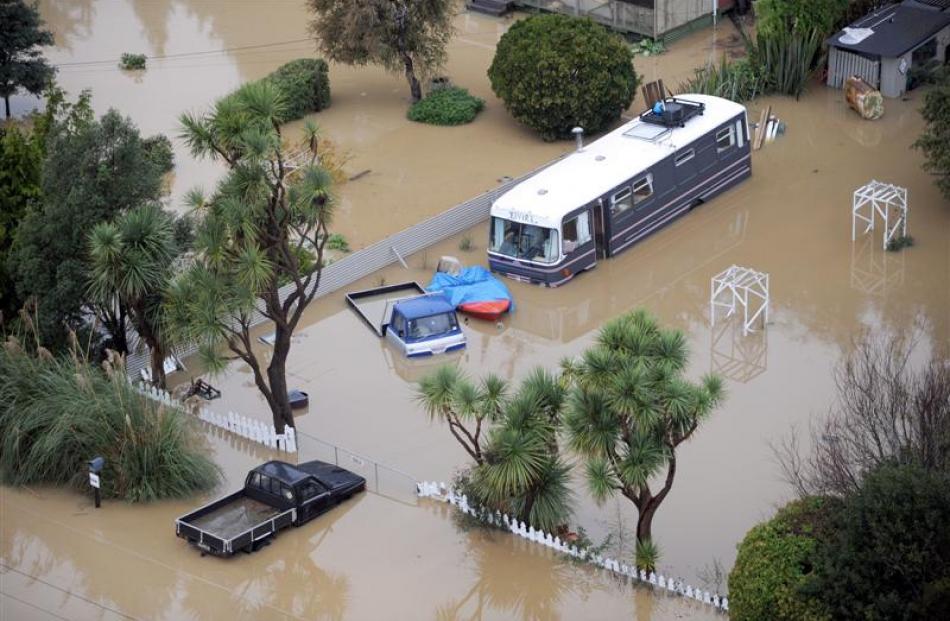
<box><xmin>407</xmin><ymin>312</ymin><xmax>457</xmax><ymax>341</ymax></box>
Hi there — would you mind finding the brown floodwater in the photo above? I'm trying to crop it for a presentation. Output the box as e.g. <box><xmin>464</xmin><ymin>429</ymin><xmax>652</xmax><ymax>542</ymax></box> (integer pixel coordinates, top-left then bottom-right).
<box><xmin>7</xmin><ymin>0</ymin><xmax>949</xmax><ymax>617</ymax></box>
<box><xmin>1</xmin><ymin>431</ymin><xmax>717</xmax><ymax>621</ymax></box>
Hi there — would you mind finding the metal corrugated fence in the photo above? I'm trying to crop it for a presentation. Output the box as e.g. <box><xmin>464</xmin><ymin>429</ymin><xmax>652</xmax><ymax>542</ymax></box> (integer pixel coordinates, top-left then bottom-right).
<box><xmin>827</xmin><ymin>47</ymin><xmax>881</xmax><ymax>89</ymax></box>
<box><xmin>127</xmin><ymin>160</ymin><xmax>556</xmax><ymax>378</ymax></box>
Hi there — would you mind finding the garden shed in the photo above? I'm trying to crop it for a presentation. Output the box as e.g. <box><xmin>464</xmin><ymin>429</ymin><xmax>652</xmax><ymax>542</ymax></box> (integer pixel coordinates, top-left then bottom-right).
<box><xmin>826</xmin><ymin>1</ymin><xmax>950</xmax><ymax>98</ymax></box>
<box><xmin>511</xmin><ymin>1</ymin><xmax>736</xmax><ymax>40</ymax></box>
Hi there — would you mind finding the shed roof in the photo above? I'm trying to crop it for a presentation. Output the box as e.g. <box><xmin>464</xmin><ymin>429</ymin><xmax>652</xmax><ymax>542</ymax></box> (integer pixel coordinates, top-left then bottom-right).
<box><xmin>827</xmin><ymin>4</ymin><xmax>950</xmax><ymax>57</ymax></box>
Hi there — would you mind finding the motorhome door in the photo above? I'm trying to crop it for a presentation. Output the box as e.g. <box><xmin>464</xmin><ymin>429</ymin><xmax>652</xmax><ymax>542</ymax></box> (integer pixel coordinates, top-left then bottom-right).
<box><xmin>593</xmin><ymin>199</ymin><xmax>608</xmax><ymax>259</ymax></box>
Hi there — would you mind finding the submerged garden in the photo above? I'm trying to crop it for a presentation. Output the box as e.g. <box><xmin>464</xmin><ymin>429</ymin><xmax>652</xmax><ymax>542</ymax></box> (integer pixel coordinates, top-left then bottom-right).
<box><xmin>1</xmin><ymin>0</ymin><xmax>949</xmax><ymax>618</ymax></box>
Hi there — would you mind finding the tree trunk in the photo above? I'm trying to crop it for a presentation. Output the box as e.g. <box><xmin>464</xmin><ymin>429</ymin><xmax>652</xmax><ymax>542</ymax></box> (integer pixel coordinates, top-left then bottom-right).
<box><xmin>520</xmin><ymin>487</ymin><xmax>537</xmax><ymax>527</ymax></box>
<box><xmin>267</xmin><ymin>324</ymin><xmax>296</xmax><ymax>433</ymax></box>
<box><xmin>636</xmin><ymin>500</ymin><xmax>659</xmax><ymax>543</ymax></box>
<box><xmin>402</xmin><ymin>52</ymin><xmax>422</xmax><ymax>103</ymax></box>
<box><xmin>147</xmin><ymin>337</ymin><xmax>167</xmax><ymax>389</ymax></box>
<box><xmin>4</xmin><ymin>96</ymin><xmax>10</xmax><ymax>119</ymax></box>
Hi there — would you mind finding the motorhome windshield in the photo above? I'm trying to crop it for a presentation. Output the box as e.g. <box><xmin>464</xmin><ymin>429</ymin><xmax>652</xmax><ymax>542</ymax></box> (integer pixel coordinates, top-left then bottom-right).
<box><xmin>489</xmin><ymin>217</ymin><xmax>559</xmax><ymax>264</ymax></box>
<box><xmin>408</xmin><ymin>313</ymin><xmax>458</xmax><ymax>341</ymax></box>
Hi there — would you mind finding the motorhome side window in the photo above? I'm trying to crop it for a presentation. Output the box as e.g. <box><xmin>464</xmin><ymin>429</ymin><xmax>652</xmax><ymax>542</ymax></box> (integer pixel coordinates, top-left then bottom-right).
<box><xmin>610</xmin><ymin>188</ymin><xmax>632</xmax><ymax>215</ymax></box>
<box><xmin>716</xmin><ymin>126</ymin><xmax>735</xmax><ymax>152</ymax></box>
<box><xmin>632</xmin><ymin>174</ymin><xmax>653</xmax><ymax>205</ymax></box>
<box><xmin>562</xmin><ymin>211</ymin><xmax>592</xmax><ymax>253</ymax></box>
<box><xmin>675</xmin><ymin>149</ymin><xmax>695</xmax><ymax>166</ymax></box>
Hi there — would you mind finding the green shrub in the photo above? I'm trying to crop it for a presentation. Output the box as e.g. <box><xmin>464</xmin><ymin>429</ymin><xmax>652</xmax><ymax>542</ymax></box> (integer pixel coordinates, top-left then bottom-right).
<box><xmin>142</xmin><ymin>134</ymin><xmax>174</xmax><ymax>174</ymax></box>
<box><xmin>754</xmin><ymin>0</ymin><xmax>848</xmax><ymax>38</ymax></box>
<box><xmin>407</xmin><ymin>86</ymin><xmax>485</xmax><ymax>126</ymax></box>
<box><xmin>327</xmin><ymin>233</ymin><xmax>350</xmax><ymax>252</ymax></box>
<box><xmin>264</xmin><ymin>58</ymin><xmax>331</xmax><ymax>120</ymax></box>
<box><xmin>0</xmin><ymin>340</ymin><xmax>219</xmax><ymax>502</ymax></box>
<box><xmin>631</xmin><ymin>38</ymin><xmax>666</xmax><ymax>57</ymax></box>
<box><xmin>635</xmin><ymin>538</ymin><xmax>661</xmax><ymax>573</ymax></box>
<box><xmin>488</xmin><ymin>14</ymin><xmax>638</xmax><ymax>141</ymax></box>
<box><xmin>729</xmin><ymin>497</ymin><xmax>838</xmax><ymax>621</ymax></box>
<box><xmin>810</xmin><ymin>464</ymin><xmax>950</xmax><ymax>621</ymax></box>
<box><xmin>913</xmin><ymin>68</ymin><xmax>950</xmax><ymax>201</ymax></box>
<box><xmin>119</xmin><ymin>53</ymin><xmax>147</xmax><ymax>70</ymax></box>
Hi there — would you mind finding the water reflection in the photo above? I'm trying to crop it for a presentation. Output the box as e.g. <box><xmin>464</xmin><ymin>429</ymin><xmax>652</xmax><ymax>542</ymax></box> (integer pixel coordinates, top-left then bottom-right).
<box><xmin>850</xmin><ymin>233</ymin><xmax>905</xmax><ymax>297</ymax></box>
<box><xmin>709</xmin><ymin>316</ymin><xmax>768</xmax><ymax>383</ymax></box>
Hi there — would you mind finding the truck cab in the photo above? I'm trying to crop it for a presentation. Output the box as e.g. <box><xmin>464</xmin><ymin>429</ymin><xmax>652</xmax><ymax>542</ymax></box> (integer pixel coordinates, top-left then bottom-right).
<box><xmin>385</xmin><ymin>295</ymin><xmax>466</xmax><ymax>358</ymax></box>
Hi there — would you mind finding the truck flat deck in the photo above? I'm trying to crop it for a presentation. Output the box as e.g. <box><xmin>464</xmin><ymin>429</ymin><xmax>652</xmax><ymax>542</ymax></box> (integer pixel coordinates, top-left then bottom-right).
<box><xmin>345</xmin><ymin>282</ymin><xmax>426</xmax><ymax>336</ymax></box>
<box><xmin>187</xmin><ymin>496</ymin><xmax>280</xmax><ymax>540</ymax></box>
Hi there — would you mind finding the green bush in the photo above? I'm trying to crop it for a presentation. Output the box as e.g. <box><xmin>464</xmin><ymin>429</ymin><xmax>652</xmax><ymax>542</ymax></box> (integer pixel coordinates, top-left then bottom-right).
<box><xmin>119</xmin><ymin>53</ymin><xmax>147</xmax><ymax>70</ymax></box>
<box><xmin>810</xmin><ymin>464</ymin><xmax>950</xmax><ymax>620</ymax></box>
<box><xmin>754</xmin><ymin>0</ymin><xmax>848</xmax><ymax>38</ymax></box>
<box><xmin>729</xmin><ymin>497</ymin><xmax>838</xmax><ymax>621</ymax></box>
<box><xmin>264</xmin><ymin>58</ymin><xmax>331</xmax><ymax>120</ymax></box>
<box><xmin>0</xmin><ymin>340</ymin><xmax>219</xmax><ymax>502</ymax></box>
<box><xmin>407</xmin><ymin>86</ymin><xmax>485</xmax><ymax>126</ymax></box>
<box><xmin>913</xmin><ymin>68</ymin><xmax>950</xmax><ymax>201</ymax></box>
<box><xmin>488</xmin><ymin>14</ymin><xmax>638</xmax><ymax>141</ymax></box>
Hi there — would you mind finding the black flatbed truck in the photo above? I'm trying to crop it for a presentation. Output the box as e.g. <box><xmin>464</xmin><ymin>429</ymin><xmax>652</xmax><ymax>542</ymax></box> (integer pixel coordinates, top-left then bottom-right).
<box><xmin>176</xmin><ymin>460</ymin><xmax>365</xmax><ymax>557</ymax></box>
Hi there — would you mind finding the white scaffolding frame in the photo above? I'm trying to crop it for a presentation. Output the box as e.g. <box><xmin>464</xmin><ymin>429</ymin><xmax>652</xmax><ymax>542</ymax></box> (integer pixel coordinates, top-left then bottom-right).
<box><xmin>852</xmin><ymin>180</ymin><xmax>908</xmax><ymax>250</ymax></box>
<box><xmin>710</xmin><ymin>265</ymin><xmax>770</xmax><ymax>335</ymax></box>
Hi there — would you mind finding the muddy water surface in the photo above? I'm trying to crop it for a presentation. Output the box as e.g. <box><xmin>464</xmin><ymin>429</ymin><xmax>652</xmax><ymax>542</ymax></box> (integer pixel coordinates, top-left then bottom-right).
<box><xmin>11</xmin><ymin>0</ymin><xmax>950</xmax><ymax>616</ymax></box>
<box><xmin>204</xmin><ymin>86</ymin><xmax>949</xmax><ymax>586</ymax></box>
<box><xmin>1</xmin><ymin>431</ymin><xmax>715</xmax><ymax>621</ymax></box>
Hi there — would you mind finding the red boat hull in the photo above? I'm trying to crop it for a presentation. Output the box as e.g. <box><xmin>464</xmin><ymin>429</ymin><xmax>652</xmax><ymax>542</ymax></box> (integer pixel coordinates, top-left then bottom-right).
<box><xmin>458</xmin><ymin>299</ymin><xmax>510</xmax><ymax>321</ymax></box>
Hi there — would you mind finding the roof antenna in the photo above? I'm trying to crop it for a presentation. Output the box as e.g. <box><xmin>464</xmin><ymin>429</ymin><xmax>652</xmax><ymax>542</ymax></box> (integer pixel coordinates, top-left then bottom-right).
<box><xmin>572</xmin><ymin>126</ymin><xmax>584</xmax><ymax>152</ymax></box>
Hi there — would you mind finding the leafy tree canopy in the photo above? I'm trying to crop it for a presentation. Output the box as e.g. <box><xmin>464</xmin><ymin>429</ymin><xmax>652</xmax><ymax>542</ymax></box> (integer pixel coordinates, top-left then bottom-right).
<box><xmin>10</xmin><ymin>105</ymin><xmax>173</xmax><ymax>349</ymax></box>
<box><xmin>0</xmin><ymin>0</ymin><xmax>55</xmax><ymax>118</ymax></box>
<box><xmin>914</xmin><ymin>68</ymin><xmax>950</xmax><ymax>202</ymax></box>
<box><xmin>810</xmin><ymin>464</ymin><xmax>950</xmax><ymax>620</ymax></box>
<box><xmin>488</xmin><ymin>14</ymin><xmax>638</xmax><ymax>141</ymax></box>
<box><xmin>307</xmin><ymin>0</ymin><xmax>454</xmax><ymax>102</ymax></box>
<box><xmin>754</xmin><ymin>0</ymin><xmax>848</xmax><ymax>38</ymax></box>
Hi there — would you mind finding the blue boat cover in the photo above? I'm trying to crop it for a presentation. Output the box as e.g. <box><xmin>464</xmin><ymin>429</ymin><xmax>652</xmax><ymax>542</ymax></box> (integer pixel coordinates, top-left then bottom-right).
<box><xmin>427</xmin><ymin>266</ymin><xmax>515</xmax><ymax>312</ymax></box>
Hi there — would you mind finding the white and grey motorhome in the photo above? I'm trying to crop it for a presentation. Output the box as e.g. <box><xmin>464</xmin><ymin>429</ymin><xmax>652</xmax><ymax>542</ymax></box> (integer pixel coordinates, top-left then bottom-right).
<box><xmin>487</xmin><ymin>94</ymin><xmax>751</xmax><ymax>286</ymax></box>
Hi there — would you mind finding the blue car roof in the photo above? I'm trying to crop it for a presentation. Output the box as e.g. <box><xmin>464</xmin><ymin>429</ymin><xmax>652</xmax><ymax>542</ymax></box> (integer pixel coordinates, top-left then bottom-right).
<box><xmin>396</xmin><ymin>294</ymin><xmax>455</xmax><ymax>320</ymax></box>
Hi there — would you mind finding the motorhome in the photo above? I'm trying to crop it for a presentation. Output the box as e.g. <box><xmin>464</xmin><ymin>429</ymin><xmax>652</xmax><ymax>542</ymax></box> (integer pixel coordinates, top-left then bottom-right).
<box><xmin>487</xmin><ymin>94</ymin><xmax>751</xmax><ymax>286</ymax></box>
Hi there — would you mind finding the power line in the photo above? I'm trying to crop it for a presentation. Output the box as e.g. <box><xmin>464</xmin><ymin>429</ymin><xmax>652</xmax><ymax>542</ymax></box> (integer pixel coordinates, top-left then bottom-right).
<box><xmin>53</xmin><ymin>37</ymin><xmax>314</xmax><ymax>68</ymax></box>
<box><xmin>0</xmin><ymin>563</ymin><xmax>139</xmax><ymax>620</ymax></box>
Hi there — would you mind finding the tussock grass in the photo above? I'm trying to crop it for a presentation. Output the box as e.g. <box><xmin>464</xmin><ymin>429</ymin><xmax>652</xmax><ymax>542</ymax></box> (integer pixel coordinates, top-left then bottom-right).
<box><xmin>0</xmin><ymin>340</ymin><xmax>219</xmax><ymax>502</ymax></box>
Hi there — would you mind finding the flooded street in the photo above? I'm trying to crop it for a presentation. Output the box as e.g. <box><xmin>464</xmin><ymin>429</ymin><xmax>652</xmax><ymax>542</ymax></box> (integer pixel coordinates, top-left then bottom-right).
<box><xmin>1</xmin><ymin>433</ymin><xmax>716</xmax><ymax>621</ymax></box>
<box><xmin>4</xmin><ymin>0</ymin><xmax>949</xmax><ymax>618</ymax></box>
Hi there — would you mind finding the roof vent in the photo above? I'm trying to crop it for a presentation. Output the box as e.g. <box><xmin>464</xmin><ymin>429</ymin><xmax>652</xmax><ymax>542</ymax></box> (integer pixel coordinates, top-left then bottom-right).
<box><xmin>595</xmin><ymin>154</ymin><xmax>606</xmax><ymax>161</ymax></box>
<box><xmin>537</xmin><ymin>188</ymin><xmax>548</xmax><ymax>195</ymax></box>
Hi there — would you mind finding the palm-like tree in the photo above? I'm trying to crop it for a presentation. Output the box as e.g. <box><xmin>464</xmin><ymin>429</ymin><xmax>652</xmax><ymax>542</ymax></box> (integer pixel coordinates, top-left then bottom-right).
<box><xmin>88</xmin><ymin>205</ymin><xmax>178</xmax><ymax>387</ymax></box>
<box><xmin>563</xmin><ymin>308</ymin><xmax>724</xmax><ymax>543</ymax></box>
<box><xmin>167</xmin><ymin>81</ymin><xmax>336</xmax><ymax>432</ymax></box>
<box><xmin>415</xmin><ymin>365</ymin><xmax>507</xmax><ymax>464</ymax></box>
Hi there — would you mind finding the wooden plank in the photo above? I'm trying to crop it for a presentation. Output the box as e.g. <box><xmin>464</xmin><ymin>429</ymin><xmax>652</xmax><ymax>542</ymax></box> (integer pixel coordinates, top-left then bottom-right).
<box><xmin>753</xmin><ymin>105</ymin><xmax>770</xmax><ymax>151</ymax></box>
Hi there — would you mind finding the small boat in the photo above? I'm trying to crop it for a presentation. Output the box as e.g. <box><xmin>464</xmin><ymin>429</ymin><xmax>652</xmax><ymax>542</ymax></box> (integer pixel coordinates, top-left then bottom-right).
<box><xmin>427</xmin><ymin>260</ymin><xmax>514</xmax><ymax>322</ymax></box>
<box><xmin>458</xmin><ymin>299</ymin><xmax>511</xmax><ymax>322</ymax></box>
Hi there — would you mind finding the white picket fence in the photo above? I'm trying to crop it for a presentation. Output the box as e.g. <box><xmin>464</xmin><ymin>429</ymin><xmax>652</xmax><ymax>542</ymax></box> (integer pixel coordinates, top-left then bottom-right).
<box><xmin>131</xmin><ymin>382</ymin><xmax>297</xmax><ymax>453</ymax></box>
<box><xmin>417</xmin><ymin>481</ymin><xmax>729</xmax><ymax>614</ymax></box>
